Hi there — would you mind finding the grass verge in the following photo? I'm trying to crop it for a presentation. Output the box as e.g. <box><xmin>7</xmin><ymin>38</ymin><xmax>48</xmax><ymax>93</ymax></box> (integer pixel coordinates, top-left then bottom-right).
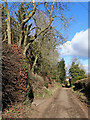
<box><xmin>71</xmin><ymin>87</ymin><xmax>89</xmax><ymax>107</ymax></box>
<box><xmin>34</xmin><ymin>83</ymin><xmax>61</xmax><ymax>99</ymax></box>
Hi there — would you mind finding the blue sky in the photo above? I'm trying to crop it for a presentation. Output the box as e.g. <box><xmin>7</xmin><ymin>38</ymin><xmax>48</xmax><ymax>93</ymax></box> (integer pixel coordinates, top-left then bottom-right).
<box><xmin>56</xmin><ymin>2</ymin><xmax>88</xmax><ymax>74</ymax></box>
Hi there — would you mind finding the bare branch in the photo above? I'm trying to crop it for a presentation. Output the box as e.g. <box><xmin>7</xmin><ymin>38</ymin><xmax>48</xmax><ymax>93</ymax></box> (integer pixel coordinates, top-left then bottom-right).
<box><xmin>50</xmin><ymin>0</ymin><xmax>55</xmax><ymax>17</ymax></box>
<box><xmin>36</xmin><ymin>0</ymin><xmax>42</xmax><ymax>7</ymax></box>
<box><xmin>30</xmin><ymin>26</ymin><xmax>41</xmax><ymax>32</ymax></box>
<box><xmin>45</xmin><ymin>2</ymin><xmax>50</xmax><ymax>14</ymax></box>
<box><xmin>37</xmin><ymin>1</ymin><xmax>55</xmax><ymax>36</ymax></box>
<box><xmin>22</xmin><ymin>1</ymin><xmax>36</xmax><ymax>24</ymax></box>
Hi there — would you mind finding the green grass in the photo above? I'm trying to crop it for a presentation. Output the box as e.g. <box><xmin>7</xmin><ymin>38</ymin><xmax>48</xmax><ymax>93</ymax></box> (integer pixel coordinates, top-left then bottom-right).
<box><xmin>34</xmin><ymin>89</ymin><xmax>52</xmax><ymax>98</ymax></box>
<box><xmin>34</xmin><ymin>84</ymin><xmax>61</xmax><ymax>98</ymax></box>
<box><xmin>44</xmin><ymin>88</ymin><xmax>52</xmax><ymax>96</ymax></box>
<box><xmin>34</xmin><ymin>92</ymin><xmax>44</xmax><ymax>98</ymax></box>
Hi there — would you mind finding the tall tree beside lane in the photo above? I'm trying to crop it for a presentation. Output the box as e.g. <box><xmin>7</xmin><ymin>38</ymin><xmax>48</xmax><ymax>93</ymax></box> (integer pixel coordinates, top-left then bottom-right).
<box><xmin>57</xmin><ymin>58</ymin><xmax>66</xmax><ymax>83</ymax></box>
<box><xmin>69</xmin><ymin>61</ymin><xmax>87</xmax><ymax>85</ymax></box>
<box><xmin>4</xmin><ymin>0</ymin><xmax>11</xmax><ymax>44</ymax></box>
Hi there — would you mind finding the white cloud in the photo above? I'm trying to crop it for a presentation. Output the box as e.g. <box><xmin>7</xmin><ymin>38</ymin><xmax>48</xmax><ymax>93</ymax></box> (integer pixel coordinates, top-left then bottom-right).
<box><xmin>61</xmin><ymin>29</ymin><xmax>88</xmax><ymax>58</ymax></box>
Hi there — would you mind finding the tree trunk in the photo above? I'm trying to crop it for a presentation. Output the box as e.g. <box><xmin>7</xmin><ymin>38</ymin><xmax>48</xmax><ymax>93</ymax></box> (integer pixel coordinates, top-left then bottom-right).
<box><xmin>5</xmin><ymin>0</ymin><xmax>11</xmax><ymax>45</ymax></box>
<box><xmin>24</xmin><ymin>22</ymin><xmax>29</xmax><ymax>46</ymax></box>
<box><xmin>18</xmin><ymin>30</ymin><xmax>23</xmax><ymax>47</ymax></box>
<box><xmin>18</xmin><ymin>22</ymin><xmax>24</xmax><ymax>47</ymax></box>
<box><xmin>18</xmin><ymin>3</ymin><xmax>36</xmax><ymax>47</ymax></box>
<box><xmin>23</xmin><ymin>43</ymin><xmax>30</xmax><ymax>56</ymax></box>
<box><xmin>31</xmin><ymin>55</ymin><xmax>38</xmax><ymax>72</ymax></box>
<box><xmin>24</xmin><ymin>33</ymin><xmax>28</xmax><ymax>46</ymax></box>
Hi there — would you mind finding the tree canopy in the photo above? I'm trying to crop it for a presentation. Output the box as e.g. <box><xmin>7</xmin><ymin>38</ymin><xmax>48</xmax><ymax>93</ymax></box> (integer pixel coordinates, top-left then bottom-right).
<box><xmin>52</xmin><ymin>58</ymin><xmax>66</xmax><ymax>83</ymax></box>
<box><xmin>2</xmin><ymin>1</ymin><xmax>72</xmax><ymax>75</ymax></box>
<box><xmin>69</xmin><ymin>61</ymin><xmax>87</xmax><ymax>85</ymax></box>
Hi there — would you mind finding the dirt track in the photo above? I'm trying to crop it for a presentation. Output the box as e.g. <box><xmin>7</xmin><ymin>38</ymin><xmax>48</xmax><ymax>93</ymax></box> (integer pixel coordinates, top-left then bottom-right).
<box><xmin>31</xmin><ymin>88</ymin><xmax>88</xmax><ymax>118</ymax></box>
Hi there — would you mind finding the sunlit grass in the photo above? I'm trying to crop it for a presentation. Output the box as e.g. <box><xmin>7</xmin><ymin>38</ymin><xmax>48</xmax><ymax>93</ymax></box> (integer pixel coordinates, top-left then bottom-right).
<box><xmin>34</xmin><ymin>84</ymin><xmax>61</xmax><ymax>98</ymax></box>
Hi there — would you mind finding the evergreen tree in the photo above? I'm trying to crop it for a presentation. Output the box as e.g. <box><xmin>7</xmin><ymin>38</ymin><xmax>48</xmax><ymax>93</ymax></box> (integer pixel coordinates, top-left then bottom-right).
<box><xmin>69</xmin><ymin>61</ymin><xmax>87</xmax><ymax>85</ymax></box>
<box><xmin>57</xmin><ymin>58</ymin><xmax>66</xmax><ymax>83</ymax></box>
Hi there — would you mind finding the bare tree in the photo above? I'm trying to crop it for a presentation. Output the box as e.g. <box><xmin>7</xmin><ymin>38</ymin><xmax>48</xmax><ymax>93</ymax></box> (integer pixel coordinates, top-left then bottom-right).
<box><xmin>4</xmin><ymin>0</ymin><xmax>11</xmax><ymax>44</ymax></box>
<box><xmin>23</xmin><ymin>1</ymin><xmax>55</xmax><ymax>55</ymax></box>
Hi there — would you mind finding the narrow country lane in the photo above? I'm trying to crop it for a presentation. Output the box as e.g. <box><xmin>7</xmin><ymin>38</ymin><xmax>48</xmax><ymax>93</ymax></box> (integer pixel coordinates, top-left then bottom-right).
<box><xmin>42</xmin><ymin>88</ymin><xmax>88</xmax><ymax>118</ymax></box>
